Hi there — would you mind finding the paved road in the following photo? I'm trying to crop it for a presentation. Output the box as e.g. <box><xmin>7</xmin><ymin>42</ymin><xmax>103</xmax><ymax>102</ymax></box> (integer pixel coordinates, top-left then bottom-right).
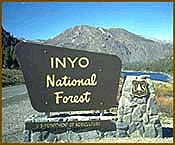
<box><xmin>2</xmin><ymin>84</ymin><xmax>40</xmax><ymax>143</ymax></box>
<box><xmin>2</xmin><ymin>84</ymin><xmax>28</xmax><ymax>101</ymax></box>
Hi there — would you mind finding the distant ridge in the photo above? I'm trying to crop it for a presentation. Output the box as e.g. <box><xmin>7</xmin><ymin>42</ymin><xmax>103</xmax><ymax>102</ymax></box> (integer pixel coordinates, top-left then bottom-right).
<box><xmin>44</xmin><ymin>25</ymin><xmax>172</xmax><ymax>65</ymax></box>
<box><xmin>2</xmin><ymin>25</ymin><xmax>173</xmax><ymax>70</ymax></box>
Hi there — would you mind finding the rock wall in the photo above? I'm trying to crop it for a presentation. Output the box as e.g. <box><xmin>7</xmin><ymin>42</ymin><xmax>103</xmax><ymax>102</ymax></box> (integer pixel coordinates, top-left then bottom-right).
<box><xmin>23</xmin><ymin>115</ymin><xmax>118</xmax><ymax>143</ymax></box>
<box><xmin>24</xmin><ymin>129</ymin><xmax>133</xmax><ymax>143</ymax></box>
<box><xmin>116</xmin><ymin>75</ymin><xmax>162</xmax><ymax>137</ymax></box>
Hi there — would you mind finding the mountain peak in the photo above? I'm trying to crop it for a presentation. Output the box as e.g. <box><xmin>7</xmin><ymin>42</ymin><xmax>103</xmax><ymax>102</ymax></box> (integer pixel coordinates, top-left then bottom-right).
<box><xmin>44</xmin><ymin>25</ymin><xmax>172</xmax><ymax>64</ymax></box>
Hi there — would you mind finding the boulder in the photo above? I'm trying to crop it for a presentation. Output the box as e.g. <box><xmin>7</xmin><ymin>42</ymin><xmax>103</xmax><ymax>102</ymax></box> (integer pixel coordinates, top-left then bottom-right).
<box><xmin>142</xmin><ymin>113</ymin><xmax>149</xmax><ymax>124</ymax></box>
<box><xmin>23</xmin><ymin>130</ymin><xmax>30</xmax><ymax>142</ymax></box>
<box><xmin>149</xmin><ymin>115</ymin><xmax>160</xmax><ymax>124</ymax></box>
<box><xmin>104</xmin><ymin>131</ymin><xmax>117</xmax><ymax>138</ymax></box>
<box><xmin>31</xmin><ymin>132</ymin><xmax>41</xmax><ymax>142</ymax></box>
<box><xmin>45</xmin><ymin>133</ymin><xmax>57</xmax><ymax>142</ymax></box>
<box><xmin>123</xmin><ymin>114</ymin><xmax>132</xmax><ymax>125</ymax></box>
<box><xmin>57</xmin><ymin>132</ymin><xmax>69</xmax><ymax>142</ymax></box>
<box><xmin>128</xmin><ymin>122</ymin><xmax>137</xmax><ymax>134</ymax></box>
<box><xmin>155</xmin><ymin>123</ymin><xmax>163</xmax><ymax>138</ymax></box>
<box><xmin>68</xmin><ymin>131</ymin><xmax>81</xmax><ymax>142</ymax></box>
<box><xmin>78</xmin><ymin>130</ymin><xmax>99</xmax><ymax>140</ymax></box>
<box><xmin>123</xmin><ymin>106</ymin><xmax>133</xmax><ymax>114</ymax></box>
<box><xmin>134</xmin><ymin>97</ymin><xmax>147</xmax><ymax>104</ymax></box>
<box><xmin>130</xmin><ymin>130</ymin><xmax>141</xmax><ymax>138</ymax></box>
<box><xmin>132</xmin><ymin>105</ymin><xmax>143</xmax><ymax>122</ymax></box>
<box><xmin>116</xmin><ymin>121</ymin><xmax>128</xmax><ymax>130</ymax></box>
<box><xmin>146</xmin><ymin>97</ymin><xmax>158</xmax><ymax>115</ymax></box>
<box><xmin>136</xmin><ymin>122</ymin><xmax>144</xmax><ymax>137</ymax></box>
<box><xmin>41</xmin><ymin>131</ymin><xmax>49</xmax><ymax>141</ymax></box>
<box><xmin>140</xmin><ymin>104</ymin><xmax>147</xmax><ymax>113</ymax></box>
<box><xmin>143</xmin><ymin>124</ymin><xmax>156</xmax><ymax>138</ymax></box>
<box><xmin>116</xmin><ymin>129</ymin><xmax>128</xmax><ymax>137</ymax></box>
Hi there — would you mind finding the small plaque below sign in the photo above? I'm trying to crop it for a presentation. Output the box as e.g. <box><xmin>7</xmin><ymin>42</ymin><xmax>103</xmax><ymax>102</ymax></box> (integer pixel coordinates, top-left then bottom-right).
<box><xmin>25</xmin><ymin>120</ymin><xmax>116</xmax><ymax>133</ymax></box>
<box><xmin>15</xmin><ymin>42</ymin><xmax>121</xmax><ymax>112</ymax></box>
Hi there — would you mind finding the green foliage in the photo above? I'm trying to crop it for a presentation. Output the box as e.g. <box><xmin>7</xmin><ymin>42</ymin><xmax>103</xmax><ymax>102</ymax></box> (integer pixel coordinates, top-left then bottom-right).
<box><xmin>2</xmin><ymin>27</ymin><xmax>20</xmax><ymax>69</ymax></box>
<box><xmin>124</xmin><ymin>55</ymin><xmax>173</xmax><ymax>75</ymax></box>
<box><xmin>2</xmin><ymin>68</ymin><xmax>24</xmax><ymax>87</ymax></box>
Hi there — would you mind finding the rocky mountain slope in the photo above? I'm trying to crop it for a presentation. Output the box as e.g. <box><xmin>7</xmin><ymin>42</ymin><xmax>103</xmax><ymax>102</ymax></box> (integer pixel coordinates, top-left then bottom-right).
<box><xmin>2</xmin><ymin>25</ymin><xmax>173</xmax><ymax>69</ymax></box>
<box><xmin>44</xmin><ymin>25</ymin><xmax>172</xmax><ymax>64</ymax></box>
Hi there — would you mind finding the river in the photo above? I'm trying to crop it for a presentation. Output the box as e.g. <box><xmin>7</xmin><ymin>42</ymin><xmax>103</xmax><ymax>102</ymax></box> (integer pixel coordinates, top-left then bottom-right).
<box><xmin>121</xmin><ymin>71</ymin><xmax>171</xmax><ymax>82</ymax></box>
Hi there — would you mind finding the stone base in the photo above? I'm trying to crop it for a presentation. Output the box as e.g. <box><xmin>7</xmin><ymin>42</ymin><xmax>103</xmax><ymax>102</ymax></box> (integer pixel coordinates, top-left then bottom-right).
<box><xmin>23</xmin><ymin>114</ymin><xmax>117</xmax><ymax>142</ymax></box>
<box><xmin>116</xmin><ymin>75</ymin><xmax>164</xmax><ymax>138</ymax></box>
<box><xmin>116</xmin><ymin>115</ymin><xmax>163</xmax><ymax>138</ymax></box>
<box><xmin>23</xmin><ymin>112</ymin><xmax>163</xmax><ymax>143</ymax></box>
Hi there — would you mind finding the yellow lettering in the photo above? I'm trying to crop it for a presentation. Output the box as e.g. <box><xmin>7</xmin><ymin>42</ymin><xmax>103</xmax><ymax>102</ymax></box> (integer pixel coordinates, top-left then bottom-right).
<box><xmin>55</xmin><ymin>91</ymin><xmax>63</xmax><ymax>104</ymax></box>
<box><xmin>67</xmin><ymin>57</ymin><xmax>78</xmax><ymax>68</ymax></box>
<box><xmin>71</xmin><ymin>79</ymin><xmax>77</xmax><ymax>86</ymax></box>
<box><xmin>83</xmin><ymin>91</ymin><xmax>91</xmax><ymax>103</ymax></box>
<box><xmin>91</xmin><ymin>73</ymin><xmax>97</xmax><ymax>86</ymax></box>
<box><xmin>62</xmin><ymin>75</ymin><xmax>69</xmax><ymax>87</ymax></box>
<box><xmin>50</xmin><ymin>57</ymin><xmax>54</xmax><ymax>69</ymax></box>
<box><xmin>78</xmin><ymin>57</ymin><xmax>89</xmax><ymax>68</ymax></box>
<box><xmin>83</xmin><ymin>78</ymin><xmax>91</xmax><ymax>86</ymax></box>
<box><xmin>55</xmin><ymin>57</ymin><xmax>66</xmax><ymax>68</ymax></box>
<box><xmin>56</xmin><ymin>79</ymin><xmax>63</xmax><ymax>87</ymax></box>
<box><xmin>46</xmin><ymin>73</ymin><xmax>97</xmax><ymax>88</ymax></box>
<box><xmin>73</xmin><ymin>95</ymin><xmax>79</xmax><ymax>103</ymax></box>
<box><xmin>54</xmin><ymin>91</ymin><xmax>92</xmax><ymax>104</ymax></box>
<box><xmin>46</xmin><ymin>74</ymin><xmax>55</xmax><ymax>88</ymax></box>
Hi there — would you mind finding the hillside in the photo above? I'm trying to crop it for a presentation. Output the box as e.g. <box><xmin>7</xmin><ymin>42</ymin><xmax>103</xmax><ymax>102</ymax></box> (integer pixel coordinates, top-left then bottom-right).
<box><xmin>2</xmin><ymin>25</ymin><xmax>173</xmax><ymax>69</ymax></box>
<box><xmin>124</xmin><ymin>55</ymin><xmax>173</xmax><ymax>74</ymax></box>
<box><xmin>2</xmin><ymin>27</ymin><xmax>20</xmax><ymax>69</ymax></box>
<box><xmin>2</xmin><ymin>26</ymin><xmax>173</xmax><ymax>86</ymax></box>
<box><xmin>44</xmin><ymin>25</ymin><xmax>172</xmax><ymax>64</ymax></box>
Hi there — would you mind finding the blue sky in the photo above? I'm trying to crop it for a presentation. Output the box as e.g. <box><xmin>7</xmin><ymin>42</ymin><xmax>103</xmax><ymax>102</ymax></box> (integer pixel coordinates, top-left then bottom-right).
<box><xmin>2</xmin><ymin>2</ymin><xmax>173</xmax><ymax>41</ymax></box>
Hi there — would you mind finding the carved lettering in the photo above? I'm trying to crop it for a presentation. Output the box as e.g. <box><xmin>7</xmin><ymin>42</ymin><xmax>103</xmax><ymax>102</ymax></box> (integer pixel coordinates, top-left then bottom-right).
<box><xmin>50</xmin><ymin>56</ymin><xmax>89</xmax><ymax>69</ymax></box>
<box><xmin>46</xmin><ymin>73</ymin><xmax>97</xmax><ymax>88</ymax></box>
<box><xmin>55</xmin><ymin>91</ymin><xmax>91</xmax><ymax>104</ymax></box>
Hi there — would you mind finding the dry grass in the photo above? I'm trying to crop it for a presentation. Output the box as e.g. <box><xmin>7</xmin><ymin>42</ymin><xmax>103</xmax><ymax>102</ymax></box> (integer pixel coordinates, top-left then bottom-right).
<box><xmin>154</xmin><ymin>82</ymin><xmax>173</xmax><ymax>98</ymax></box>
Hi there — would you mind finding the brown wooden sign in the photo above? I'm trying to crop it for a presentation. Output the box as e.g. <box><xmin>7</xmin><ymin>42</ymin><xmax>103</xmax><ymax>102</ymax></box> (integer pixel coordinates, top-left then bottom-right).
<box><xmin>15</xmin><ymin>42</ymin><xmax>121</xmax><ymax>112</ymax></box>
